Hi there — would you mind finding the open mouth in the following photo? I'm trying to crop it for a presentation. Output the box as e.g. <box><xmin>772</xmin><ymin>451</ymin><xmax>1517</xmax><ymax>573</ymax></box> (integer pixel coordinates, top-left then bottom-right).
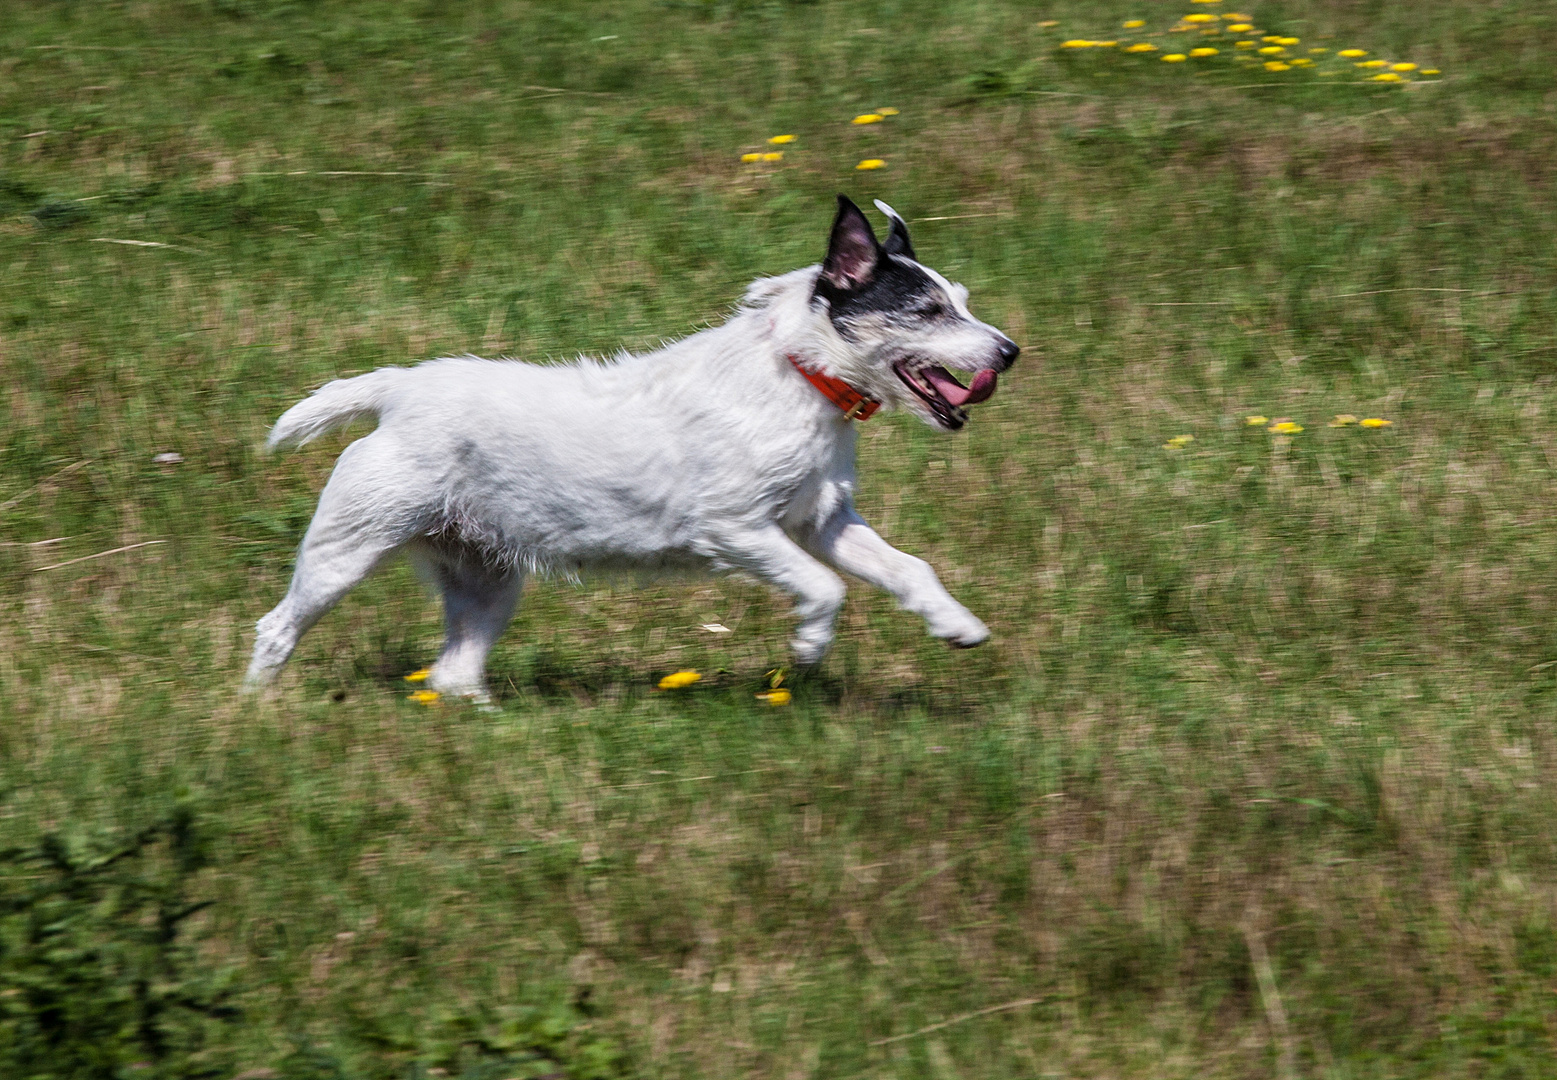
<box><xmin>892</xmin><ymin>361</ymin><xmax>998</xmax><ymax>430</ymax></box>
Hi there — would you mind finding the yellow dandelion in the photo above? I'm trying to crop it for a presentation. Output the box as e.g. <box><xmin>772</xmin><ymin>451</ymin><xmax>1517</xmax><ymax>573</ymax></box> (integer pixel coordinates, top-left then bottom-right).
<box><xmin>1227</xmin><ymin>23</ymin><xmax>1253</xmax><ymax>31</ymax></box>
<box><xmin>1126</xmin><ymin>42</ymin><xmax>1158</xmax><ymax>52</ymax></box>
<box><xmin>1338</xmin><ymin>49</ymin><xmax>1367</xmax><ymax>58</ymax></box>
<box><xmin>1264</xmin><ymin>61</ymin><xmax>1291</xmax><ymax>71</ymax></box>
<box><xmin>1190</xmin><ymin>0</ymin><xmax>1222</xmax><ymax>4</ymax></box>
<box><xmin>755</xmin><ymin>689</ymin><xmax>792</xmax><ymax>706</ymax></box>
<box><xmin>1357</xmin><ymin>59</ymin><xmax>1387</xmax><ymax>68</ymax></box>
<box><xmin>1391</xmin><ymin>63</ymin><xmax>1417</xmax><ymax>72</ymax></box>
<box><xmin>1123</xmin><ymin>19</ymin><xmax>1145</xmax><ymax>28</ymax></box>
<box><xmin>657</xmin><ymin>670</ymin><xmax>702</xmax><ymax>690</ymax></box>
<box><xmin>852</xmin><ymin>112</ymin><xmax>884</xmax><ymax>124</ymax></box>
<box><xmin>1259</xmin><ymin>45</ymin><xmax>1285</xmax><ymax>55</ymax></box>
<box><xmin>1200</xmin><ymin>27</ymin><xmax>1222</xmax><ymax>34</ymax></box>
<box><xmin>1165</xmin><ymin>434</ymin><xmax>1195</xmax><ymax>449</ymax></box>
<box><xmin>1309</xmin><ymin>47</ymin><xmax>1328</xmax><ymax>53</ymax></box>
<box><xmin>762</xmin><ymin>151</ymin><xmax>783</xmax><ymax>161</ymax></box>
<box><xmin>768</xmin><ymin>134</ymin><xmax>796</xmax><ymax>144</ymax></box>
<box><xmin>855</xmin><ymin>158</ymin><xmax>885</xmax><ymax>170</ymax></box>
<box><xmin>407</xmin><ymin>690</ymin><xmax>441</xmax><ymax>705</ymax></box>
<box><xmin>1421</xmin><ymin>68</ymin><xmax>1440</xmax><ymax>75</ymax></box>
<box><xmin>875</xmin><ymin>106</ymin><xmax>900</xmax><ymax>115</ymax></box>
<box><xmin>1268</xmin><ymin>421</ymin><xmax>1303</xmax><ymax>435</ymax></box>
<box><xmin>1095</xmin><ymin>40</ymin><xmax>1118</xmax><ymax>47</ymax></box>
<box><xmin>1163</xmin><ymin>53</ymin><xmax>1188</xmax><ymax>62</ymax></box>
<box><xmin>1235</xmin><ymin>40</ymin><xmax>1256</xmax><ymax>49</ymax></box>
<box><xmin>1291</xmin><ymin>58</ymin><xmax>1313</xmax><ymax>66</ymax></box>
<box><xmin>1370</xmin><ymin>72</ymin><xmax>1402</xmax><ymax>82</ymax></box>
<box><xmin>1276</xmin><ymin>36</ymin><xmax>1299</xmax><ymax>45</ymax></box>
<box><xmin>404</xmin><ymin>667</ymin><xmax>432</xmax><ymax>683</ymax></box>
<box><xmin>1245</xmin><ymin>415</ymin><xmax>1269</xmax><ymax>426</ymax></box>
<box><xmin>1184</xmin><ymin>13</ymin><xmax>1215</xmax><ymax>23</ymax></box>
<box><xmin>1261</xmin><ymin>35</ymin><xmax>1282</xmax><ymax>42</ymax></box>
<box><xmin>1328</xmin><ymin>414</ymin><xmax>1358</xmax><ymax>427</ymax></box>
<box><xmin>1360</xmin><ymin>417</ymin><xmax>1393</xmax><ymax>428</ymax></box>
<box><xmin>740</xmin><ymin>152</ymin><xmax>762</xmax><ymax>163</ymax></box>
<box><xmin>1061</xmin><ymin>40</ymin><xmax>1094</xmax><ymax>48</ymax></box>
<box><xmin>1190</xmin><ymin>47</ymin><xmax>1219</xmax><ymax>56</ymax></box>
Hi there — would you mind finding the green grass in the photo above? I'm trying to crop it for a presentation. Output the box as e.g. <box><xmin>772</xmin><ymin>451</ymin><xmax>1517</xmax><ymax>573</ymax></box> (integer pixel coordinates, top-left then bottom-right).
<box><xmin>3</xmin><ymin>0</ymin><xmax>1557</xmax><ymax>1076</ymax></box>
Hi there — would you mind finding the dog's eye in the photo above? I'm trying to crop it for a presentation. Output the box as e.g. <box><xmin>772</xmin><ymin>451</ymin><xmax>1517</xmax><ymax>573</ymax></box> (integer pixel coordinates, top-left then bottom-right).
<box><xmin>917</xmin><ymin>302</ymin><xmax>946</xmax><ymax>319</ymax></box>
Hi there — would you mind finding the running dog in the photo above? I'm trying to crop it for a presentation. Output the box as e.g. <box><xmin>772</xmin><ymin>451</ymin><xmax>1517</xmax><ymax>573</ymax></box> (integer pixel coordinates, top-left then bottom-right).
<box><xmin>246</xmin><ymin>196</ymin><xmax>1019</xmax><ymax>697</ymax></box>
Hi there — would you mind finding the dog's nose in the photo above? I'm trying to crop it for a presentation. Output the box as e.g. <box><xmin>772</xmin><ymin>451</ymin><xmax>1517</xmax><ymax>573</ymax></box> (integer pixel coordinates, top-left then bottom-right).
<box><xmin>997</xmin><ymin>339</ymin><xmax>1020</xmax><ymax>369</ymax></box>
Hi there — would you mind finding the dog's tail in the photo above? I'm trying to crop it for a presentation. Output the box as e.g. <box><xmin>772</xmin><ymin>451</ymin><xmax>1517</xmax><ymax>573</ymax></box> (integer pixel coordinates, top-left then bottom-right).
<box><xmin>266</xmin><ymin>367</ymin><xmax>405</xmax><ymax>451</ymax></box>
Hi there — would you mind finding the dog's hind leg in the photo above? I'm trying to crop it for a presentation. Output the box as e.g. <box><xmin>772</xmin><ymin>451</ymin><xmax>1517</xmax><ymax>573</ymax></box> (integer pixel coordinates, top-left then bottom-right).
<box><xmin>245</xmin><ymin>440</ymin><xmax>423</xmax><ymax>689</ymax></box>
<box><xmin>417</xmin><ymin>550</ymin><xmax>522</xmax><ymax>700</ymax></box>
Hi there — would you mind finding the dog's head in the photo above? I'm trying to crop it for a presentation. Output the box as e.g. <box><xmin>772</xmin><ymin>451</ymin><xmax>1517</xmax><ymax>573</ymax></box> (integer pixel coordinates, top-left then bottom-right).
<box><xmin>811</xmin><ymin>195</ymin><xmax>1018</xmax><ymax>431</ymax></box>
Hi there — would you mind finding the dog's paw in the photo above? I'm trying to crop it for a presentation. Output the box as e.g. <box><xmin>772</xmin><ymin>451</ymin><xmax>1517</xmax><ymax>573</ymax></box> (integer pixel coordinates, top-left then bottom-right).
<box><xmin>788</xmin><ymin>633</ymin><xmax>833</xmax><ymax>667</ymax></box>
<box><xmin>929</xmin><ymin>609</ymin><xmax>990</xmax><ymax>649</ymax></box>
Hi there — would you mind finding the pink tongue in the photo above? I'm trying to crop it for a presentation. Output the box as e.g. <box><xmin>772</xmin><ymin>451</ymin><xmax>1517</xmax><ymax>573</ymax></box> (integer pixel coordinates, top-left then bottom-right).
<box><xmin>923</xmin><ymin>366</ymin><xmax>998</xmax><ymax>407</ymax></box>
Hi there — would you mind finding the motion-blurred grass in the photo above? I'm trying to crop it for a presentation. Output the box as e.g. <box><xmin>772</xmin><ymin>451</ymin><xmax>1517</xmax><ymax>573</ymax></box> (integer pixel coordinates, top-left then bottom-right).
<box><xmin>3</xmin><ymin>0</ymin><xmax>1556</xmax><ymax>1076</ymax></box>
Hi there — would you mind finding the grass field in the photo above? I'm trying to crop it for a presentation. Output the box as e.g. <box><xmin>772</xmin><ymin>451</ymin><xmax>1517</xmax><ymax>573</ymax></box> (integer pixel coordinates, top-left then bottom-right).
<box><xmin>3</xmin><ymin>0</ymin><xmax>1557</xmax><ymax>1076</ymax></box>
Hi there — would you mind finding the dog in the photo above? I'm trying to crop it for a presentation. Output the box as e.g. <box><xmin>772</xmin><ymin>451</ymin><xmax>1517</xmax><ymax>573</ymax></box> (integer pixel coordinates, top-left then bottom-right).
<box><xmin>245</xmin><ymin>195</ymin><xmax>1019</xmax><ymax>697</ymax></box>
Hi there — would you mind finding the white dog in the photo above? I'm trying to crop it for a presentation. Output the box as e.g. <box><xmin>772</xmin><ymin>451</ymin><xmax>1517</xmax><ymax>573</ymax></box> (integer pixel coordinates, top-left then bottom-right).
<box><xmin>246</xmin><ymin>196</ymin><xmax>1019</xmax><ymax>696</ymax></box>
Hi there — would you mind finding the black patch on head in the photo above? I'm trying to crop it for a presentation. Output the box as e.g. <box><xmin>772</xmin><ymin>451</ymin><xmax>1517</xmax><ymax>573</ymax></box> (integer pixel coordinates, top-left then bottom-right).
<box><xmin>877</xmin><ymin>202</ymin><xmax>915</xmax><ymax>260</ymax></box>
<box><xmin>814</xmin><ymin>195</ymin><xmax>939</xmax><ymax>336</ymax></box>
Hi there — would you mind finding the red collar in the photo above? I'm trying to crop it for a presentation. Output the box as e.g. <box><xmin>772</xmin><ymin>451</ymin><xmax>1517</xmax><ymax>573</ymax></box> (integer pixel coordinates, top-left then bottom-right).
<box><xmin>786</xmin><ymin>354</ymin><xmax>880</xmax><ymax>421</ymax></box>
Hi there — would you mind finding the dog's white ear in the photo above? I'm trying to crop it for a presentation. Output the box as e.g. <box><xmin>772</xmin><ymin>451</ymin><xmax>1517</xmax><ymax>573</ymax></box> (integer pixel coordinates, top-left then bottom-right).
<box><xmin>820</xmin><ymin>194</ymin><xmax>880</xmax><ymax>291</ymax></box>
<box><xmin>874</xmin><ymin>199</ymin><xmax>915</xmax><ymax>260</ymax></box>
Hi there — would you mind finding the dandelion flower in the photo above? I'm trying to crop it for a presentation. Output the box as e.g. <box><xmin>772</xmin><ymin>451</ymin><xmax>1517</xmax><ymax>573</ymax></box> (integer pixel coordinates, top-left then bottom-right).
<box><xmin>1126</xmin><ymin>42</ymin><xmax>1158</xmax><ymax>52</ymax></box>
<box><xmin>755</xmin><ymin>689</ymin><xmax>792</xmax><ymax>706</ymax></box>
<box><xmin>856</xmin><ymin>158</ymin><xmax>886</xmax><ymax>170</ymax></box>
<box><xmin>1261</xmin><ymin>35</ymin><xmax>1282</xmax><ymax>42</ymax></box>
<box><xmin>1360</xmin><ymin>417</ymin><xmax>1393</xmax><ymax>428</ymax></box>
<box><xmin>1421</xmin><ymin>68</ymin><xmax>1440</xmax><ymax>75</ymax></box>
<box><xmin>1309</xmin><ymin>47</ymin><xmax>1328</xmax><ymax>53</ymax></box>
<box><xmin>1292</xmin><ymin>58</ymin><xmax>1312</xmax><ymax>66</ymax></box>
<box><xmin>1259</xmin><ymin>45</ymin><xmax>1285</xmax><ymax>55</ymax></box>
<box><xmin>1276</xmin><ymin>36</ymin><xmax>1299</xmax><ymax>45</ymax></box>
<box><xmin>404</xmin><ymin>668</ymin><xmax>432</xmax><ymax>683</ymax></box>
<box><xmin>657</xmin><ymin>670</ymin><xmax>702</xmax><ymax>690</ymax></box>
<box><xmin>1184</xmin><ymin>14</ymin><xmax>1215</xmax><ymax>23</ymax></box>
<box><xmin>1264</xmin><ymin>61</ymin><xmax>1291</xmax><ymax>71</ymax></box>
<box><xmin>407</xmin><ymin>690</ymin><xmax>441</xmax><ymax>705</ymax></box>
<box><xmin>1165</xmin><ymin>434</ymin><xmax>1195</xmax><ymax>449</ymax></box>
<box><xmin>768</xmin><ymin>134</ymin><xmax>796</xmax><ymax>144</ymax></box>
<box><xmin>1329</xmin><ymin>414</ymin><xmax>1358</xmax><ymax>427</ymax></box>
<box><xmin>1245</xmin><ymin>415</ymin><xmax>1269</xmax><ymax>426</ymax></box>
<box><xmin>762</xmin><ymin>151</ymin><xmax>783</xmax><ymax>161</ymax></box>
<box><xmin>1228</xmin><ymin>23</ymin><xmax>1253</xmax><ymax>31</ymax></box>
<box><xmin>1123</xmin><ymin>19</ymin><xmax>1145</xmax><ymax>28</ymax></box>
<box><xmin>1096</xmin><ymin>40</ymin><xmax>1118</xmax><ymax>47</ymax></box>
<box><xmin>1061</xmin><ymin>40</ymin><xmax>1094</xmax><ymax>48</ymax></box>
<box><xmin>1235</xmin><ymin>40</ymin><xmax>1256</xmax><ymax>49</ymax></box>
<box><xmin>1357</xmin><ymin>59</ymin><xmax>1387</xmax><ymax>68</ymax></box>
<box><xmin>1190</xmin><ymin>47</ymin><xmax>1219</xmax><ymax>57</ymax></box>
<box><xmin>1163</xmin><ymin>53</ymin><xmax>1188</xmax><ymax>62</ymax></box>
<box><xmin>875</xmin><ymin>106</ymin><xmax>900</xmax><ymax>115</ymax></box>
<box><xmin>853</xmin><ymin>112</ymin><xmax>884</xmax><ymax>124</ymax></box>
<box><xmin>1370</xmin><ymin>72</ymin><xmax>1402</xmax><ymax>81</ymax></box>
<box><xmin>1391</xmin><ymin>62</ymin><xmax>1417</xmax><ymax>72</ymax></box>
<box><xmin>1268</xmin><ymin>420</ymin><xmax>1303</xmax><ymax>435</ymax></box>
<box><xmin>740</xmin><ymin>152</ymin><xmax>762</xmax><ymax>163</ymax></box>
<box><xmin>1338</xmin><ymin>49</ymin><xmax>1367</xmax><ymax>58</ymax></box>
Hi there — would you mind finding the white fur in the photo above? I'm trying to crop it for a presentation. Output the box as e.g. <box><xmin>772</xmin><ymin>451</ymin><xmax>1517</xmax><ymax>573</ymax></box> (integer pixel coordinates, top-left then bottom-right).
<box><xmin>246</xmin><ymin>264</ymin><xmax>1002</xmax><ymax>697</ymax></box>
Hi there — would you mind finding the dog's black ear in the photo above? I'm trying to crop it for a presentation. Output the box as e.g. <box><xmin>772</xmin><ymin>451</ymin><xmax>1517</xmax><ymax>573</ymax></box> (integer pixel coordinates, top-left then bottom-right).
<box><xmin>874</xmin><ymin>199</ymin><xmax>915</xmax><ymax>260</ymax></box>
<box><xmin>820</xmin><ymin>194</ymin><xmax>880</xmax><ymax>292</ymax></box>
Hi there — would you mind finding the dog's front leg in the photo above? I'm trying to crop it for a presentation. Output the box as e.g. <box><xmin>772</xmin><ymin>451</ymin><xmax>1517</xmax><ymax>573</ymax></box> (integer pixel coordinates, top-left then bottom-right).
<box><xmin>717</xmin><ymin>527</ymin><xmax>848</xmax><ymax>664</ymax></box>
<box><xmin>804</xmin><ymin>509</ymin><xmax>989</xmax><ymax>648</ymax></box>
